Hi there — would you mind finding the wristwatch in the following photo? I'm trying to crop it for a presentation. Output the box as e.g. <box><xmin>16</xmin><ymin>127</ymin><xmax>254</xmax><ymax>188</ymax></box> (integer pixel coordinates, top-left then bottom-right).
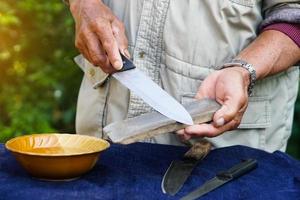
<box><xmin>222</xmin><ymin>59</ymin><xmax>256</xmax><ymax>96</ymax></box>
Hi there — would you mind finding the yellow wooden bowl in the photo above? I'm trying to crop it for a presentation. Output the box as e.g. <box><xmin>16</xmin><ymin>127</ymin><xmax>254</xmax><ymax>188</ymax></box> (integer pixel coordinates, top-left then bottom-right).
<box><xmin>5</xmin><ymin>133</ymin><xmax>110</xmax><ymax>181</ymax></box>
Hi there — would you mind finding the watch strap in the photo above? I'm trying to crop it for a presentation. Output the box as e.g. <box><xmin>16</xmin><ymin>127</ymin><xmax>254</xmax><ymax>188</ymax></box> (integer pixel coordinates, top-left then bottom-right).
<box><xmin>223</xmin><ymin>59</ymin><xmax>256</xmax><ymax>96</ymax></box>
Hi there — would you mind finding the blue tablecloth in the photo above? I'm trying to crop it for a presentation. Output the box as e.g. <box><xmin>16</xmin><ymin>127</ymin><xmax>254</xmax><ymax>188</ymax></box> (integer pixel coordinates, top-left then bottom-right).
<box><xmin>0</xmin><ymin>142</ymin><xmax>300</xmax><ymax>200</ymax></box>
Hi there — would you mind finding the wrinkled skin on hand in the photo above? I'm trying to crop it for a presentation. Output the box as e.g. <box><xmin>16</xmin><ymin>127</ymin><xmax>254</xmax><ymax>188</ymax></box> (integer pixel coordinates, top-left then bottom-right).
<box><xmin>177</xmin><ymin>67</ymin><xmax>250</xmax><ymax>140</ymax></box>
<box><xmin>70</xmin><ymin>0</ymin><xmax>130</xmax><ymax>73</ymax></box>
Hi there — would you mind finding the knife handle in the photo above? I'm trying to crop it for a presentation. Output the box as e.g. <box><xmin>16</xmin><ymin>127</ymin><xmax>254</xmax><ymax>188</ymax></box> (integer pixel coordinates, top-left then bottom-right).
<box><xmin>184</xmin><ymin>140</ymin><xmax>212</xmax><ymax>160</ymax></box>
<box><xmin>118</xmin><ymin>53</ymin><xmax>136</xmax><ymax>72</ymax></box>
<box><xmin>217</xmin><ymin>159</ymin><xmax>257</xmax><ymax>180</ymax></box>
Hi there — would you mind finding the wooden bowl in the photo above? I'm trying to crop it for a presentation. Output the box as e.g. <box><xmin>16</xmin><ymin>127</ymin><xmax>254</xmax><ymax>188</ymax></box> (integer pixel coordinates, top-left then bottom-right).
<box><xmin>5</xmin><ymin>133</ymin><xmax>110</xmax><ymax>181</ymax></box>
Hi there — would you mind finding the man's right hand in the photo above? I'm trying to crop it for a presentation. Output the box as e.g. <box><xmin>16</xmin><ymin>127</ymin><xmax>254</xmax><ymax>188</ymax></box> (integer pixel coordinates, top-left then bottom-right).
<box><xmin>69</xmin><ymin>0</ymin><xmax>129</xmax><ymax>73</ymax></box>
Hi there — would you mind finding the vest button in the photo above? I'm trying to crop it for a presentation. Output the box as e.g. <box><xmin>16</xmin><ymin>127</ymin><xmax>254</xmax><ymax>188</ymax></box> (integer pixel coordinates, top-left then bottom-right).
<box><xmin>88</xmin><ymin>68</ymin><xmax>95</xmax><ymax>77</ymax></box>
<box><xmin>139</xmin><ymin>51</ymin><xmax>145</xmax><ymax>58</ymax></box>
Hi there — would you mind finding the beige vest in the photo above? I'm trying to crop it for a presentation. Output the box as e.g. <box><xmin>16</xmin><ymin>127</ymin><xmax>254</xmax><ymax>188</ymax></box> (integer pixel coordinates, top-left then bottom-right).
<box><xmin>75</xmin><ymin>0</ymin><xmax>300</xmax><ymax>152</ymax></box>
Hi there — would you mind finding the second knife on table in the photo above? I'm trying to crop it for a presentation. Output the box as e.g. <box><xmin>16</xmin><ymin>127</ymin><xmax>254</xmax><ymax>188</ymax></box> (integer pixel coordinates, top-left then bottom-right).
<box><xmin>180</xmin><ymin>159</ymin><xmax>258</xmax><ymax>200</ymax></box>
<box><xmin>161</xmin><ymin>140</ymin><xmax>212</xmax><ymax>196</ymax></box>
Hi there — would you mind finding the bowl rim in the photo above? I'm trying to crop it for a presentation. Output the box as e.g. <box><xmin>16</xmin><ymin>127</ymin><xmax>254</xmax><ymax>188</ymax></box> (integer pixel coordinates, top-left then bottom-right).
<box><xmin>5</xmin><ymin>133</ymin><xmax>110</xmax><ymax>157</ymax></box>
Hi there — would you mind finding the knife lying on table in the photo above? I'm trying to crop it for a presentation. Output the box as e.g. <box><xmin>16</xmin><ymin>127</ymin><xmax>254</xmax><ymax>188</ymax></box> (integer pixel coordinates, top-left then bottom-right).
<box><xmin>180</xmin><ymin>159</ymin><xmax>258</xmax><ymax>200</ymax></box>
<box><xmin>162</xmin><ymin>140</ymin><xmax>212</xmax><ymax>196</ymax></box>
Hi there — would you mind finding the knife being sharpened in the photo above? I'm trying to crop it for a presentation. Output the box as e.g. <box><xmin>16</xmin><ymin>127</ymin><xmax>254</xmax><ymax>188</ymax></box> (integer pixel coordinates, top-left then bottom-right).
<box><xmin>180</xmin><ymin>159</ymin><xmax>258</xmax><ymax>200</ymax></box>
<box><xmin>162</xmin><ymin>140</ymin><xmax>212</xmax><ymax>196</ymax></box>
<box><xmin>74</xmin><ymin>53</ymin><xmax>193</xmax><ymax>125</ymax></box>
<box><xmin>113</xmin><ymin>54</ymin><xmax>193</xmax><ymax>125</ymax></box>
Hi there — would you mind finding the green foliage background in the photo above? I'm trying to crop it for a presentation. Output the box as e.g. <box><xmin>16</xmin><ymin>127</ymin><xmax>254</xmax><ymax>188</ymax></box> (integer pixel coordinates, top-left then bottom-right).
<box><xmin>0</xmin><ymin>1</ymin><xmax>80</xmax><ymax>140</ymax></box>
<box><xmin>0</xmin><ymin>0</ymin><xmax>299</xmax><ymax>159</ymax></box>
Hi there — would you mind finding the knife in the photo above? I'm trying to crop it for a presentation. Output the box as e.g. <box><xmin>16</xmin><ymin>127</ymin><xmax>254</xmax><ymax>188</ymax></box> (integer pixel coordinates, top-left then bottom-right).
<box><xmin>74</xmin><ymin>54</ymin><xmax>193</xmax><ymax>125</ymax></box>
<box><xmin>180</xmin><ymin>159</ymin><xmax>258</xmax><ymax>200</ymax></box>
<box><xmin>162</xmin><ymin>140</ymin><xmax>212</xmax><ymax>196</ymax></box>
<box><xmin>113</xmin><ymin>54</ymin><xmax>193</xmax><ymax>125</ymax></box>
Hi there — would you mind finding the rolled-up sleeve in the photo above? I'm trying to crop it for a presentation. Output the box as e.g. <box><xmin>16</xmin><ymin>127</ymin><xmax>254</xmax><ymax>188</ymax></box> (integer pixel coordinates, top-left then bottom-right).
<box><xmin>263</xmin><ymin>23</ymin><xmax>300</xmax><ymax>48</ymax></box>
<box><xmin>260</xmin><ymin>1</ymin><xmax>300</xmax><ymax>47</ymax></box>
<box><xmin>262</xmin><ymin>0</ymin><xmax>300</xmax><ymax>27</ymax></box>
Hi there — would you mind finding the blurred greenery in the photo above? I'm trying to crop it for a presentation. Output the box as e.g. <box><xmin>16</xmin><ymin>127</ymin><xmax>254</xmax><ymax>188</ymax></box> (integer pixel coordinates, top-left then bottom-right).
<box><xmin>0</xmin><ymin>0</ymin><xmax>299</xmax><ymax>159</ymax></box>
<box><xmin>0</xmin><ymin>0</ymin><xmax>81</xmax><ymax>140</ymax></box>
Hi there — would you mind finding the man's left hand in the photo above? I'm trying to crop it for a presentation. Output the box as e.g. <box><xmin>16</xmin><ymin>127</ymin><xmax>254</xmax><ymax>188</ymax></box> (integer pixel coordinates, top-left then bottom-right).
<box><xmin>177</xmin><ymin>67</ymin><xmax>250</xmax><ymax>140</ymax></box>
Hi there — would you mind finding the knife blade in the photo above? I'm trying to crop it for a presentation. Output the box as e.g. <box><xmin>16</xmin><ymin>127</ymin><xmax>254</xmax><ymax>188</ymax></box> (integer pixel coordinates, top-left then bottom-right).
<box><xmin>180</xmin><ymin>159</ymin><xmax>258</xmax><ymax>200</ymax></box>
<box><xmin>162</xmin><ymin>140</ymin><xmax>212</xmax><ymax>196</ymax></box>
<box><xmin>113</xmin><ymin>54</ymin><xmax>193</xmax><ymax>125</ymax></box>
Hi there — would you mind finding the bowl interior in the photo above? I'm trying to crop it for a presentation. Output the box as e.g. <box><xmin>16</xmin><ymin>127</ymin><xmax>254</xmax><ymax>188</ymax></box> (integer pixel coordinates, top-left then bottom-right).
<box><xmin>5</xmin><ymin>134</ymin><xmax>110</xmax><ymax>156</ymax></box>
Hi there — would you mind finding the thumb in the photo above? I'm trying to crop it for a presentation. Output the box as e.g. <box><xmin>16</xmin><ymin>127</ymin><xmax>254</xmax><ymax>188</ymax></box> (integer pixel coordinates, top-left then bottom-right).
<box><xmin>213</xmin><ymin>98</ymin><xmax>241</xmax><ymax>127</ymax></box>
<box><xmin>195</xmin><ymin>90</ymin><xmax>206</xmax><ymax>100</ymax></box>
<box><xmin>195</xmin><ymin>83</ymin><xmax>212</xmax><ymax>100</ymax></box>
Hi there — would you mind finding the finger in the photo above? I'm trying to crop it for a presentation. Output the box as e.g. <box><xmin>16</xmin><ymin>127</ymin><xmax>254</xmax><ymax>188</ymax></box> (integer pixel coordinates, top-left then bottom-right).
<box><xmin>98</xmin><ymin>44</ymin><xmax>116</xmax><ymax>73</ymax></box>
<box><xmin>195</xmin><ymin>83</ymin><xmax>212</xmax><ymax>100</ymax></box>
<box><xmin>195</xmin><ymin>88</ymin><xmax>207</xmax><ymax>100</ymax></box>
<box><xmin>184</xmin><ymin>119</ymin><xmax>241</xmax><ymax>137</ymax></box>
<box><xmin>111</xmin><ymin>20</ymin><xmax>130</xmax><ymax>58</ymax></box>
<box><xmin>176</xmin><ymin>129</ymin><xmax>185</xmax><ymax>141</ymax></box>
<box><xmin>82</xmin><ymin>31</ymin><xmax>116</xmax><ymax>73</ymax></box>
<box><xmin>182</xmin><ymin>134</ymin><xmax>192</xmax><ymax>141</ymax></box>
<box><xmin>75</xmin><ymin>36</ymin><xmax>92</xmax><ymax>62</ymax></box>
<box><xmin>78</xmin><ymin>40</ymin><xmax>115</xmax><ymax>73</ymax></box>
<box><xmin>93</xmin><ymin>20</ymin><xmax>123</xmax><ymax>70</ymax></box>
<box><xmin>83</xmin><ymin>31</ymin><xmax>108</xmax><ymax>66</ymax></box>
<box><xmin>176</xmin><ymin>129</ymin><xmax>185</xmax><ymax>135</ymax></box>
<box><xmin>195</xmin><ymin>72</ymin><xmax>220</xmax><ymax>100</ymax></box>
<box><xmin>176</xmin><ymin>129</ymin><xmax>192</xmax><ymax>141</ymax></box>
<box><xmin>82</xmin><ymin>43</ymin><xmax>93</xmax><ymax>64</ymax></box>
<box><xmin>213</xmin><ymin>95</ymin><xmax>247</xmax><ymax>127</ymax></box>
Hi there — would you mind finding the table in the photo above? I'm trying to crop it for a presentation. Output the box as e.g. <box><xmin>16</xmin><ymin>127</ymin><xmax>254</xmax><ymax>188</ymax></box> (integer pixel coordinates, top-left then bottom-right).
<box><xmin>0</xmin><ymin>143</ymin><xmax>300</xmax><ymax>200</ymax></box>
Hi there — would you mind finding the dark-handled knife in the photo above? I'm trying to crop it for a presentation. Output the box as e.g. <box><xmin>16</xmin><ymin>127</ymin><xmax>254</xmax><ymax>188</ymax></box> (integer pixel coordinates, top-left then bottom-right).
<box><xmin>180</xmin><ymin>159</ymin><xmax>258</xmax><ymax>200</ymax></box>
<box><xmin>74</xmin><ymin>53</ymin><xmax>193</xmax><ymax>125</ymax></box>
<box><xmin>161</xmin><ymin>140</ymin><xmax>212</xmax><ymax>195</ymax></box>
<box><xmin>113</xmin><ymin>54</ymin><xmax>193</xmax><ymax>125</ymax></box>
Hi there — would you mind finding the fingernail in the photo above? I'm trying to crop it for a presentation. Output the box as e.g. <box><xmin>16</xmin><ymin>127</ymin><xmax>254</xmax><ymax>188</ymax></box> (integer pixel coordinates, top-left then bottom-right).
<box><xmin>176</xmin><ymin>129</ymin><xmax>184</xmax><ymax>135</ymax></box>
<box><xmin>124</xmin><ymin>49</ymin><xmax>131</xmax><ymax>59</ymax></box>
<box><xmin>114</xmin><ymin>60</ymin><xmax>123</xmax><ymax>70</ymax></box>
<box><xmin>216</xmin><ymin>118</ymin><xmax>225</xmax><ymax>127</ymax></box>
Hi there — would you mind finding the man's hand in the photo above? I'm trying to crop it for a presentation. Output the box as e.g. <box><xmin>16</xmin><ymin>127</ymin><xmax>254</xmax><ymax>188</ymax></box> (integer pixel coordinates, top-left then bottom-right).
<box><xmin>177</xmin><ymin>67</ymin><xmax>249</xmax><ymax>140</ymax></box>
<box><xmin>69</xmin><ymin>0</ymin><xmax>129</xmax><ymax>73</ymax></box>
<box><xmin>178</xmin><ymin>30</ymin><xmax>300</xmax><ymax>141</ymax></box>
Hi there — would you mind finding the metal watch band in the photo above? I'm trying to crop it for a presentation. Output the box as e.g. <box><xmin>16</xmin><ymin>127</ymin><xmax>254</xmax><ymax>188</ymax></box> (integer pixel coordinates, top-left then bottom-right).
<box><xmin>222</xmin><ymin>59</ymin><xmax>256</xmax><ymax>96</ymax></box>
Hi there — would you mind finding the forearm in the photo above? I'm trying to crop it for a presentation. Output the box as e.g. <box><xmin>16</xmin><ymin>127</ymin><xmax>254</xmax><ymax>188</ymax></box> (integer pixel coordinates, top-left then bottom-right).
<box><xmin>236</xmin><ymin>30</ymin><xmax>300</xmax><ymax>80</ymax></box>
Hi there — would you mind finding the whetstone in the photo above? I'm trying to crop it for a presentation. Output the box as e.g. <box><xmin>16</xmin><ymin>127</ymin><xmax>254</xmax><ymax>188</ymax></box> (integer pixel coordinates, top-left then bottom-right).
<box><xmin>103</xmin><ymin>99</ymin><xmax>221</xmax><ymax>144</ymax></box>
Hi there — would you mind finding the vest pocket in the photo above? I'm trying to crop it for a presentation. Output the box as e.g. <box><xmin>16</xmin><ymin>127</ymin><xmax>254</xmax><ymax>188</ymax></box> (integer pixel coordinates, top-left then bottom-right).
<box><xmin>239</xmin><ymin>96</ymin><xmax>271</xmax><ymax>129</ymax></box>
